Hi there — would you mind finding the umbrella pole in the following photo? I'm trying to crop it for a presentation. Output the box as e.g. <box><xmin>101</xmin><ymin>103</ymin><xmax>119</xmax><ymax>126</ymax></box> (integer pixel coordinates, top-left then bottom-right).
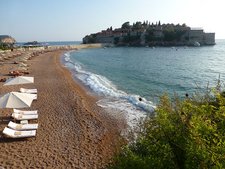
<box><xmin>1</xmin><ymin>110</ymin><xmax>5</xmax><ymax>123</ymax></box>
<box><xmin>1</xmin><ymin>110</ymin><xmax>3</xmax><ymax>122</ymax></box>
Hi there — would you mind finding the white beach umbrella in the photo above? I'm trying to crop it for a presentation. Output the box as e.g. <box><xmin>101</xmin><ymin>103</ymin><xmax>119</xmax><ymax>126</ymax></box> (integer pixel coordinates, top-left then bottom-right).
<box><xmin>3</xmin><ymin>76</ymin><xmax>34</xmax><ymax>86</ymax></box>
<box><xmin>0</xmin><ymin>92</ymin><xmax>34</xmax><ymax>108</ymax></box>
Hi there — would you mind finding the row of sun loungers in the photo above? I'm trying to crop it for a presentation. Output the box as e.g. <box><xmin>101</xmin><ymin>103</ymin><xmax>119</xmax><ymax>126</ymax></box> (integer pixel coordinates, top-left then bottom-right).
<box><xmin>0</xmin><ymin>50</ymin><xmax>44</xmax><ymax>76</ymax></box>
<box><xmin>0</xmin><ymin>51</ymin><xmax>30</xmax><ymax>63</ymax></box>
<box><xmin>2</xmin><ymin>88</ymin><xmax>39</xmax><ymax>138</ymax></box>
<box><xmin>0</xmin><ymin>49</ymin><xmax>41</xmax><ymax>62</ymax></box>
<box><xmin>0</xmin><ymin>46</ymin><xmax>69</xmax><ymax>64</ymax></box>
<box><xmin>3</xmin><ymin>108</ymin><xmax>38</xmax><ymax>138</ymax></box>
<box><xmin>1</xmin><ymin>50</ymin><xmax>52</xmax><ymax>139</ymax></box>
<box><xmin>20</xmin><ymin>88</ymin><xmax>38</xmax><ymax>100</ymax></box>
<box><xmin>1</xmin><ymin>49</ymin><xmax>61</xmax><ymax>139</ymax></box>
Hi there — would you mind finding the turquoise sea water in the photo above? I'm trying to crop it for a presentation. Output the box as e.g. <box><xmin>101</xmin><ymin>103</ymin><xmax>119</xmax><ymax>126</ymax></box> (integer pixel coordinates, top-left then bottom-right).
<box><xmin>16</xmin><ymin>41</ymin><xmax>81</xmax><ymax>46</ymax></box>
<box><xmin>62</xmin><ymin>40</ymin><xmax>225</xmax><ymax>126</ymax></box>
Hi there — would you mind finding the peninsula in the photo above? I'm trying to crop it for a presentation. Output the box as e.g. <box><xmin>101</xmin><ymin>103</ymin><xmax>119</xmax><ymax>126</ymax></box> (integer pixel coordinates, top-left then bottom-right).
<box><xmin>83</xmin><ymin>21</ymin><xmax>215</xmax><ymax>47</ymax></box>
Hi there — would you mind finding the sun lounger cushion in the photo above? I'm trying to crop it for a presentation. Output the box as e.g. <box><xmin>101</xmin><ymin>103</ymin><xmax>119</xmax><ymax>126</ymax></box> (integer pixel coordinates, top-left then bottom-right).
<box><xmin>15</xmin><ymin>124</ymin><xmax>23</xmax><ymax>129</ymax></box>
<box><xmin>20</xmin><ymin>88</ymin><xmax>37</xmax><ymax>94</ymax></box>
<box><xmin>8</xmin><ymin>121</ymin><xmax>38</xmax><ymax>130</ymax></box>
<box><xmin>25</xmin><ymin>93</ymin><xmax>37</xmax><ymax>100</ymax></box>
<box><xmin>14</xmin><ymin>131</ymin><xmax>22</xmax><ymax>135</ymax></box>
<box><xmin>13</xmin><ymin>109</ymin><xmax>38</xmax><ymax>115</ymax></box>
<box><xmin>12</xmin><ymin>113</ymin><xmax>38</xmax><ymax>120</ymax></box>
<box><xmin>3</xmin><ymin>127</ymin><xmax>36</xmax><ymax>138</ymax></box>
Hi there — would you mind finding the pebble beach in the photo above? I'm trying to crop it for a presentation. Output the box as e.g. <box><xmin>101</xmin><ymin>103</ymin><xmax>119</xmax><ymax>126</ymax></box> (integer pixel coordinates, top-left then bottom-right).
<box><xmin>0</xmin><ymin>47</ymin><xmax>124</xmax><ymax>168</ymax></box>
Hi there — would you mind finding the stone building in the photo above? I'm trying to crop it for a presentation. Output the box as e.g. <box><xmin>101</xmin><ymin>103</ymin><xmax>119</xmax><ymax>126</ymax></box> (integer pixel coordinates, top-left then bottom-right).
<box><xmin>184</xmin><ymin>29</ymin><xmax>215</xmax><ymax>45</ymax></box>
<box><xmin>203</xmin><ymin>33</ymin><xmax>215</xmax><ymax>45</ymax></box>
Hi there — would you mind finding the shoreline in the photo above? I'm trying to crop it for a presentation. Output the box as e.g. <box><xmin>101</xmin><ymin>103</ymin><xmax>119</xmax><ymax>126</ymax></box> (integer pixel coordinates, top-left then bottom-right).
<box><xmin>61</xmin><ymin>48</ymin><xmax>156</xmax><ymax>128</ymax></box>
<box><xmin>0</xmin><ymin>48</ymin><xmax>125</xmax><ymax>168</ymax></box>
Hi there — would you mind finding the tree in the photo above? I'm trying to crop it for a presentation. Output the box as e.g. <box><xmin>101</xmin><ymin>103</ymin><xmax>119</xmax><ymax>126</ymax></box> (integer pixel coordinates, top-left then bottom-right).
<box><xmin>158</xmin><ymin>20</ymin><xmax>161</xmax><ymax>26</ymax></box>
<box><xmin>163</xmin><ymin>29</ymin><xmax>176</xmax><ymax>41</ymax></box>
<box><xmin>83</xmin><ymin>34</ymin><xmax>96</xmax><ymax>44</ymax></box>
<box><xmin>122</xmin><ymin>33</ymin><xmax>141</xmax><ymax>45</ymax></box>
<box><xmin>142</xmin><ymin>21</ymin><xmax>149</xmax><ymax>29</ymax></box>
<box><xmin>132</xmin><ymin>22</ymin><xmax>142</xmax><ymax>30</ymax></box>
<box><xmin>145</xmin><ymin>28</ymin><xmax>155</xmax><ymax>42</ymax></box>
<box><xmin>108</xmin><ymin>26</ymin><xmax>113</xmax><ymax>31</ymax></box>
<box><xmin>122</xmin><ymin>22</ymin><xmax>131</xmax><ymax>30</ymax></box>
<box><xmin>182</xmin><ymin>23</ymin><xmax>187</xmax><ymax>27</ymax></box>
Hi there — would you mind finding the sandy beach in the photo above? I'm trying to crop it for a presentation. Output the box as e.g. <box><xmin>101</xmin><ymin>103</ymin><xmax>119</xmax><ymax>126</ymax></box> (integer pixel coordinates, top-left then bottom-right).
<box><xmin>0</xmin><ymin>48</ymin><xmax>123</xmax><ymax>168</ymax></box>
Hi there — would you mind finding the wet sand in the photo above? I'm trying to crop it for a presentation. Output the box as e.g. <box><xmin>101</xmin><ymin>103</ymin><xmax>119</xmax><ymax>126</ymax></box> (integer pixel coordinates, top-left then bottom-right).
<box><xmin>0</xmin><ymin>49</ymin><xmax>124</xmax><ymax>168</ymax></box>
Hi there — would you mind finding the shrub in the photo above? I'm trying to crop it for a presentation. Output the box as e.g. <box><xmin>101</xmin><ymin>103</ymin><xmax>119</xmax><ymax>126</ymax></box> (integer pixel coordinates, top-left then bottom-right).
<box><xmin>109</xmin><ymin>87</ymin><xmax>225</xmax><ymax>169</ymax></box>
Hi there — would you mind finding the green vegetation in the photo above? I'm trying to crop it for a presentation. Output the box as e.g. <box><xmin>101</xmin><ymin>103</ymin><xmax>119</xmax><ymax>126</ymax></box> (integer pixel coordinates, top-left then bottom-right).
<box><xmin>109</xmin><ymin>85</ymin><xmax>225</xmax><ymax>169</ymax></box>
<box><xmin>121</xmin><ymin>22</ymin><xmax>131</xmax><ymax>30</ymax></box>
<box><xmin>122</xmin><ymin>33</ymin><xmax>141</xmax><ymax>45</ymax></box>
<box><xmin>0</xmin><ymin>43</ymin><xmax>13</xmax><ymax>50</ymax></box>
<box><xmin>145</xmin><ymin>27</ymin><xmax>158</xmax><ymax>42</ymax></box>
<box><xmin>83</xmin><ymin>34</ymin><xmax>97</xmax><ymax>44</ymax></box>
<box><xmin>163</xmin><ymin>29</ymin><xmax>187</xmax><ymax>42</ymax></box>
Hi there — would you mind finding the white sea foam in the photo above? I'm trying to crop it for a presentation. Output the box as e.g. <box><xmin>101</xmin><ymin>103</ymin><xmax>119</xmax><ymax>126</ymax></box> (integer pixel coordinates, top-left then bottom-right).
<box><xmin>97</xmin><ymin>98</ymin><xmax>153</xmax><ymax>127</ymax></box>
<box><xmin>63</xmin><ymin>52</ymin><xmax>156</xmax><ymax>127</ymax></box>
<box><xmin>64</xmin><ymin>53</ymin><xmax>71</xmax><ymax>61</ymax></box>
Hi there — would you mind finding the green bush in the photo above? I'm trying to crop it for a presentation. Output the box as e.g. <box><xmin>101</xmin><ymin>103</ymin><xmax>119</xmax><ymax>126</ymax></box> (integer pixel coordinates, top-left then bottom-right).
<box><xmin>109</xmin><ymin>87</ymin><xmax>225</xmax><ymax>169</ymax></box>
<box><xmin>0</xmin><ymin>43</ymin><xmax>13</xmax><ymax>50</ymax></box>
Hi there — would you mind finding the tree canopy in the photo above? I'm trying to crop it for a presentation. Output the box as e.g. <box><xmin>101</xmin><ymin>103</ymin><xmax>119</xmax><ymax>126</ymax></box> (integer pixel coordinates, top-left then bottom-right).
<box><xmin>121</xmin><ymin>22</ymin><xmax>131</xmax><ymax>30</ymax></box>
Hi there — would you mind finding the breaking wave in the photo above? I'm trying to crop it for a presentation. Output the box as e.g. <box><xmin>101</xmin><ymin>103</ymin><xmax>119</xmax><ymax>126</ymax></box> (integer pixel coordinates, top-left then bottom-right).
<box><xmin>63</xmin><ymin>52</ymin><xmax>156</xmax><ymax>126</ymax></box>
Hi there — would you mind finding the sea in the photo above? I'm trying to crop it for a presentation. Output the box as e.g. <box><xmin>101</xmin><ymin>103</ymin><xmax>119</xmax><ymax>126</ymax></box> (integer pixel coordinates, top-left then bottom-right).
<box><xmin>16</xmin><ymin>41</ymin><xmax>81</xmax><ymax>46</ymax></box>
<box><xmin>62</xmin><ymin>40</ymin><xmax>225</xmax><ymax>127</ymax></box>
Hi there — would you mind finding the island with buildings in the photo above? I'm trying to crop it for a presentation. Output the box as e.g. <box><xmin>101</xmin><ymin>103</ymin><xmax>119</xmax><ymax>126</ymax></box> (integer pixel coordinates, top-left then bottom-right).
<box><xmin>83</xmin><ymin>21</ymin><xmax>215</xmax><ymax>47</ymax></box>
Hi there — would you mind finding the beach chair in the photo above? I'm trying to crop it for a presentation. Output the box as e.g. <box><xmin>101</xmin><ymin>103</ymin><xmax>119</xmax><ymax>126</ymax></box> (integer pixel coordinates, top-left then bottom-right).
<box><xmin>8</xmin><ymin>121</ymin><xmax>38</xmax><ymax>130</ymax></box>
<box><xmin>13</xmin><ymin>108</ymin><xmax>38</xmax><ymax>115</ymax></box>
<box><xmin>12</xmin><ymin>113</ymin><xmax>38</xmax><ymax>120</ymax></box>
<box><xmin>24</xmin><ymin>93</ymin><xmax>37</xmax><ymax>100</ymax></box>
<box><xmin>3</xmin><ymin>127</ymin><xmax>36</xmax><ymax>138</ymax></box>
<box><xmin>20</xmin><ymin>88</ymin><xmax>37</xmax><ymax>94</ymax></box>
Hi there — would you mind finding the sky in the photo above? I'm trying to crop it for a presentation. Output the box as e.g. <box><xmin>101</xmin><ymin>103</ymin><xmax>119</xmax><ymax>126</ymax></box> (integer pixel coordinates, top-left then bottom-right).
<box><xmin>0</xmin><ymin>0</ymin><xmax>224</xmax><ymax>42</ymax></box>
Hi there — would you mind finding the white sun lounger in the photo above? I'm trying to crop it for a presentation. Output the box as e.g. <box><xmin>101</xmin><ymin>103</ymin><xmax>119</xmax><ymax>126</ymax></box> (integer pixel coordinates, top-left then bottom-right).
<box><xmin>25</xmin><ymin>93</ymin><xmax>37</xmax><ymax>100</ymax></box>
<box><xmin>12</xmin><ymin>113</ymin><xmax>38</xmax><ymax>120</ymax></box>
<box><xmin>20</xmin><ymin>88</ymin><xmax>37</xmax><ymax>94</ymax></box>
<box><xmin>3</xmin><ymin>127</ymin><xmax>36</xmax><ymax>138</ymax></box>
<box><xmin>13</xmin><ymin>109</ymin><xmax>38</xmax><ymax>115</ymax></box>
<box><xmin>8</xmin><ymin>121</ymin><xmax>38</xmax><ymax>130</ymax></box>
